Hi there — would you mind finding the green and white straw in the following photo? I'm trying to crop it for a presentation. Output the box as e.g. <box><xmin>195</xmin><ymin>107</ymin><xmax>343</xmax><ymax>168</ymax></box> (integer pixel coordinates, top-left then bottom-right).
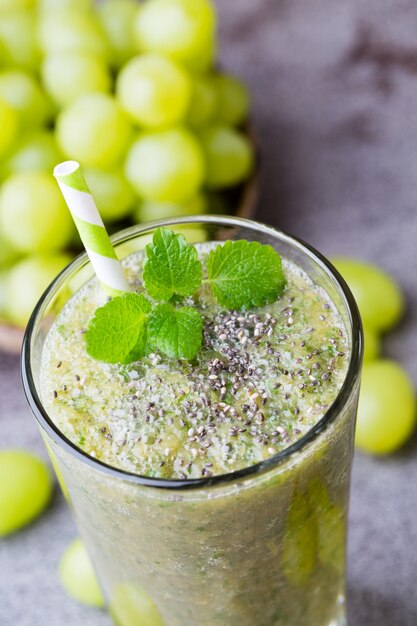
<box><xmin>53</xmin><ymin>160</ymin><xmax>130</xmax><ymax>296</ymax></box>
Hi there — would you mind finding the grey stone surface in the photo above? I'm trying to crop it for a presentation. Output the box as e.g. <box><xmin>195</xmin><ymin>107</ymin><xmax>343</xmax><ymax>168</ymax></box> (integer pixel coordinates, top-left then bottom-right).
<box><xmin>1</xmin><ymin>0</ymin><xmax>417</xmax><ymax>624</ymax></box>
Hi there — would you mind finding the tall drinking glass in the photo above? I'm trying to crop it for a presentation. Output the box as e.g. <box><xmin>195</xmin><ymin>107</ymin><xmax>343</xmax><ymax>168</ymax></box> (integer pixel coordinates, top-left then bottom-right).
<box><xmin>22</xmin><ymin>217</ymin><xmax>362</xmax><ymax>626</ymax></box>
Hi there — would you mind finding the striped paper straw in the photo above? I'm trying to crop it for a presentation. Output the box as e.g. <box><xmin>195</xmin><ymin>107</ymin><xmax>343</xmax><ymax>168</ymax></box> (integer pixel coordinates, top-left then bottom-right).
<box><xmin>54</xmin><ymin>160</ymin><xmax>130</xmax><ymax>296</ymax></box>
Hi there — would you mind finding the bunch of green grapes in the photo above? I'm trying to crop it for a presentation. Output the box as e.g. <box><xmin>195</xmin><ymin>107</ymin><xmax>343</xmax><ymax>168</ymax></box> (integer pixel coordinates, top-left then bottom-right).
<box><xmin>332</xmin><ymin>258</ymin><xmax>416</xmax><ymax>455</ymax></box>
<box><xmin>0</xmin><ymin>0</ymin><xmax>255</xmax><ymax>329</ymax></box>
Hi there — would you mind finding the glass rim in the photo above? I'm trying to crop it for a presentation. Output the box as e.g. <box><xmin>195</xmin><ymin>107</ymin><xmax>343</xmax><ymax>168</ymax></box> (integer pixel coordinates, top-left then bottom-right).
<box><xmin>21</xmin><ymin>215</ymin><xmax>363</xmax><ymax>491</ymax></box>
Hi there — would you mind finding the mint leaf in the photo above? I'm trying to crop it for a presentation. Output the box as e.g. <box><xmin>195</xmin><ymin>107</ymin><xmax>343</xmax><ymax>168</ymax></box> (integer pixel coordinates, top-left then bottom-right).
<box><xmin>143</xmin><ymin>227</ymin><xmax>202</xmax><ymax>301</ymax></box>
<box><xmin>148</xmin><ymin>304</ymin><xmax>203</xmax><ymax>360</ymax></box>
<box><xmin>86</xmin><ymin>293</ymin><xmax>152</xmax><ymax>364</ymax></box>
<box><xmin>207</xmin><ymin>240</ymin><xmax>286</xmax><ymax>310</ymax></box>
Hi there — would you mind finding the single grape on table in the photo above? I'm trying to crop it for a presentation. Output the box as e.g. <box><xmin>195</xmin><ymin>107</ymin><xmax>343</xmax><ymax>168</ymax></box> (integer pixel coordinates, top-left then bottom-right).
<box><xmin>0</xmin><ymin>449</ymin><xmax>53</xmax><ymax>536</ymax></box>
<box><xmin>110</xmin><ymin>583</ymin><xmax>165</xmax><ymax>626</ymax></box>
<box><xmin>355</xmin><ymin>360</ymin><xmax>416</xmax><ymax>455</ymax></box>
<box><xmin>332</xmin><ymin>258</ymin><xmax>404</xmax><ymax>333</ymax></box>
<box><xmin>59</xmin><ymin>538</ymin><xmax>105</xmax><ymax>608</ymax></box>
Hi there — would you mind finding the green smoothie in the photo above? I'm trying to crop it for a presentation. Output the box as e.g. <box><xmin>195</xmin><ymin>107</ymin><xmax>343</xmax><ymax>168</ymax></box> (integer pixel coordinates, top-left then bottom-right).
<box><xmin>27</xmin><ymin>223</ymin><xmax>360</xmax><ymax>626</ymax></box>
<box><xmin>40</xmin><ymin>244</ymin><xmax>348</xmax><ymax>479</ymax></box>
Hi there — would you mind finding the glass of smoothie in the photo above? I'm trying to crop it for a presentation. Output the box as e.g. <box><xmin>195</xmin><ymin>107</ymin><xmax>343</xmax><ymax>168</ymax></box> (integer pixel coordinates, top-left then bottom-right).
<box><xmin>22</xmin><ymin>216</ymin><xmax>362</xmax><ymax>626</ymax></box>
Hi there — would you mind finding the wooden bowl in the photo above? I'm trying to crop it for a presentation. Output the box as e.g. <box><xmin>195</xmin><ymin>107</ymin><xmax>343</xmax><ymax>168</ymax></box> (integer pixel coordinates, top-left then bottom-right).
<box><xmin>0</xmin><ymin>131</ymin><xmax>260</xmax><ymax>356</ymax></box>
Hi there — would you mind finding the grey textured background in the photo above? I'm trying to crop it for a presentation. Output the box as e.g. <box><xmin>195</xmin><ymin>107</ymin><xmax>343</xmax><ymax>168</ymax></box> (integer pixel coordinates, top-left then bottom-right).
<box><xmin>1</xmin><ymin>1</ymin><xmax>417</xmax><ymax>624</ymax></box>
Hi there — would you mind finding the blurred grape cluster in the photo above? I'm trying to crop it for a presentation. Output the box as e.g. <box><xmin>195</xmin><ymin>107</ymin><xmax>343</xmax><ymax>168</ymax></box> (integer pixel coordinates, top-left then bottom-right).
<box><xmin>0</xmin><ymin>0</ymin><xmax>255</xmax><ymax>328</ymax></box>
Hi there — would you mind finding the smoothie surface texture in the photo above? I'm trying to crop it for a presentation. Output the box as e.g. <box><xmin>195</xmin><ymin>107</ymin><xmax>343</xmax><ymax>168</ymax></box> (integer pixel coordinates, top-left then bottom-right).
<box><xmin>40</xmin><ymin>243</ymin><xmax>349</xmax><ymax>479</ymax></box>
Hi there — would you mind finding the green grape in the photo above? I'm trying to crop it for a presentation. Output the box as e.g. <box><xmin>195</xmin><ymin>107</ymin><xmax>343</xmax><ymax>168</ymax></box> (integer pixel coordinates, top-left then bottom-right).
<box><xmin>0</xmin><ymin>37</ymin><xmax>7</xmax><ymax>66</ymax></box>
<box><xmin>0</xmin><ymin>10</ymin><xmax>40</xmax><ymax>71</ymax></box>
<box><xmin>0</xmin><ymin>70</ymin><xmax>50</xmax><ymax>128</ymax></box>
<box><xmin>125</xmin><ymin>127</ymin><xmax>204</xmax><ymax>203</ymax></box>
<box><xmin>117</xmin><ymin>54</ymin><xmax>191</xmax><ymax>130</ymax></box>
<box><xmin>185</xmin><ymin>34</ymin><xmax>216</xmax><ymax>74</ymax></box>
<box><xmin>38</xmin><ymin>0</ymin><xmax>92</xmax><ymax>10</ymax></box>
<box><xmin>3</xmin><ymin>130</ymin><xmax>62</xmax><ymax>177</ymax></box>
<box><xmin>187</xmin><ymin>75</ymin><xmax>217</xmax><ymax>128</ymax></box>
<box><xmin>332</xmin><ymin>257</ymin><xmax>404</xmax><ymax>332</ymax></box>
<box><xmin>172</xmin><ymin>224</ymin><xmax>207</xmax><ymax>243</ymax></box>
<box><xmin>37</xmin><ymin>10</ymin><xmax>108</xmax><ymax>59</ymax></box>
<box><xmin>0</xmin><ymin>172</ymin><xmax>74</xmax><ymax>254</ymax></box>
<box><xmin>0</xmin><ymin>234</ymin><xmax>19</xmax><ymax>268</ymax></box>
<box><xmin>0</xmin><ymin>97</ymin><xmax>18</xmax><ymax>158</ymax></box>
<box><xmin>124</xmin><ymin>225</ymin><xmax>207</xmax><ymax>252</ymax></box>
<box><xmin>41</xmin><ymin>52</ymin><xmax>111</xmax><ymax>107</ymax></box>
<box><xmin>199</xmin><ymin>124</ymin><xmax>254</xmax><ymax>188</ymax></box>
<box><xmin>133</xmin><ymin>0</ymin><xmax>216</xmax><ymax>70</ymax></box>
<box><xmin>84</xmin><ymin>168</ymin><xmax>135</xmax><ymax>223</ymax></box>
<box><xmin>110</xmin><ymin>583</ymin><xmax>165</xmax><ymax>626</ymax></box>
<box><xmin>214</xmin><ymin>73</ymin><xmax>250</xmax><ymax>126</ymax></box>
<box><xmin>5</xmin><ymin>253</ymin><xmax>72</xmax><ymax>327</ymax></box>
<box><xmin>363</xmin><ymin>325</ymin><xmax>380</xmax><ymax>363</ymax></box>
<box><xmin>355</xmin><ymin>360</ymin><xmax>416</xmax><ymax>454</ymax></box>
<box><xmin>0</xmin><ymin>0</ymin><xmax>35</xmax><ymax>10</ymax></box>
<box><xmin>135</xmin><ymin>192</ymin><xmax>207</xmax><ymax>222</ymax></box>
<box><xmin>59</xmin><ymin>538</ymin><xmax>104</xmax><ymax>608</ymax></box>
<box><xmin>96</xmin><ymin>0</ymin><xmax>139</xmax><ymax>68</ymax></box>
<box><xmin>56</xmin><ymin>93</ymin><xmax>131</xmax><ymax>168</ymax></box>
<box><xmin>0</xmin><ymin>450</ymin><xmax>53</xmax><ymax>536</ymax></box>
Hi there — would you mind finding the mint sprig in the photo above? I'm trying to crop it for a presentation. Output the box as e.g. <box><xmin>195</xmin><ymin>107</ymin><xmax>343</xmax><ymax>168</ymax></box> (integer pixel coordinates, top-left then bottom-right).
<box><xmin>143</xmin><ymin>228</ymin><xmax>202</xmax><ymax>301</ymax></box>
<box><xmin>207</xmin><ymin>240</ymin><xmax>286</xmax><ymax>310</ymax></box>
<box><xmin>85</xmin><ymin>227</ymin><xmax>286</xmax><ymax>364</ymax></box>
